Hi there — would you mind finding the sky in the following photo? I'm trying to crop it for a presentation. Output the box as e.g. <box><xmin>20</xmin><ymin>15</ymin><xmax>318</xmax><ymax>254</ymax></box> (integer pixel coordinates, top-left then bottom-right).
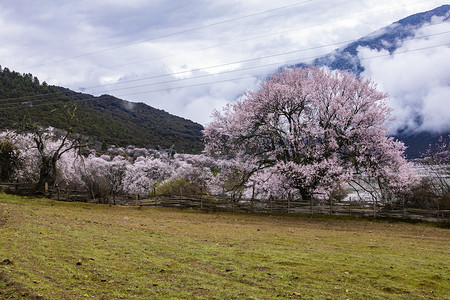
<box><xmin>0</xmin><ymin>0</ymin><xmax>449</xmax><ymax>132</ymax></box>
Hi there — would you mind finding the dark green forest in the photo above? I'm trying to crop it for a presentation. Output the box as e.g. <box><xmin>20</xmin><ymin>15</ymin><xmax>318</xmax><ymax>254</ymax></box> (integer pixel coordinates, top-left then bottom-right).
<box><xmin>0</xmin><ymin>66</ymin><xmax>204</xmax><ymax>153</ymax></box>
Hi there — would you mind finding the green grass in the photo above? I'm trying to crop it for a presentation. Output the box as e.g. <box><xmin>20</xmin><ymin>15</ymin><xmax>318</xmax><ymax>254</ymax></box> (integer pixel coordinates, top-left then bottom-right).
<box><xmin>0</xmin><ymin>194</ymin><xmax>449</xmax><ymax>299</ymax></box>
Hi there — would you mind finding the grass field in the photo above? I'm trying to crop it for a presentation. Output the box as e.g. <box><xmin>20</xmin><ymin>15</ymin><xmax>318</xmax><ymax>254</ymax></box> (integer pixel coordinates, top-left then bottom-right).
<box><xmin>0</xmin><ymin>194</ymin><xmax>449</xmax><ymax>299</ymax></box>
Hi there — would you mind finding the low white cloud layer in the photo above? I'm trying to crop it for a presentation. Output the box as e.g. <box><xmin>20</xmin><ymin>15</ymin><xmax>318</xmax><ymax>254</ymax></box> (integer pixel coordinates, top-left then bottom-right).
<box><xmin>359</xmin><ymin>20</ymin><xmax>450</xmax><ymax>134</ymax></box>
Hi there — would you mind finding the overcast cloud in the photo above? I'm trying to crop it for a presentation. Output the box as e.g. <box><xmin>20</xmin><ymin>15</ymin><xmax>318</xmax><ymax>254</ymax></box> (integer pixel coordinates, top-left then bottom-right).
<box><xmin>0</xmin><ymin>0</ymin><xmax>448</xmax><ymax>129</ymax></box>
<box><xmin>359</xmin><ymin>19</ymin><xmax>450</xmax><ymax>134</ymax></box>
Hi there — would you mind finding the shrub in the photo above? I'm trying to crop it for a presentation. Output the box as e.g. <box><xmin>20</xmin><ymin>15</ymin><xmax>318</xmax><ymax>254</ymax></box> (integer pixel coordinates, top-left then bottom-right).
<box><xmin>156</xmin><ymin>177</ymin><xmax>205</xmax><ymax>196</ymax></box>
<box><xmin>405</xmin><ymin>177</ymin><xmax>450</xmax><ymax>210</ymax></box>
<box><xmin>0</xmin><ymin>139</ymin><xmax>21</xmax><ymax>182</ymax></box>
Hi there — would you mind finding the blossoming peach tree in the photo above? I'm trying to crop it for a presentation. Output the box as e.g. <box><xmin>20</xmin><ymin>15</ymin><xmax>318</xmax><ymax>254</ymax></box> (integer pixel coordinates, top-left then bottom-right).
<box><xmin>203</xmin><ymin>67</ymin><xmax>417</xmax><ymax>202</ymax></box>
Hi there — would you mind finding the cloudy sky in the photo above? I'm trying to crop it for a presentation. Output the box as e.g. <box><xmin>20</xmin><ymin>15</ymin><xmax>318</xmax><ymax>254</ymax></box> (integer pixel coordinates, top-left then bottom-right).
<box><xmin>0</xmin><ymin>0</ymin><xmax>448</xmax><ymax>132</ymax></box>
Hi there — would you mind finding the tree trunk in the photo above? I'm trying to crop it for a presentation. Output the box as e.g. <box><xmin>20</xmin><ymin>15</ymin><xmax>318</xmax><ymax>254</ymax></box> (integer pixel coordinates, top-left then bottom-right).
<box><xmin>299</xmin><ymin>189</ymin><xmax>313</xmax><ymax>215</ymax></box>
<box><xmin>37</xmin><ymin>158</ymin><xmax>54</xmax><ymax>192</ymax></box>
<box><xmin>329</xmin><ymin>197</ymin><xmax>333</xmax><ymax>215</ymax></box>
<box><xmin>287</xmin><ymin>195</ymin><xmax>291</xmax><ymax>214</ymax></box>
<box><xmin>373</xmin><ymin>196</ymin><xmax>377</xmax><ymax>218</ymax></box>
<box><xmin>251</xmin><ymin>183</ymin><xmax>255</xmax><ymax>213</ymax></box>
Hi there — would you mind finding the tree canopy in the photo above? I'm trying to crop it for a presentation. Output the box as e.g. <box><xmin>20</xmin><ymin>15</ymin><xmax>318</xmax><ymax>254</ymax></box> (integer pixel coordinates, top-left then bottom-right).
<box><xmin>203</xmin><ymin>67</ymin><xmax>417</xmax><ymax>200</ymax></box>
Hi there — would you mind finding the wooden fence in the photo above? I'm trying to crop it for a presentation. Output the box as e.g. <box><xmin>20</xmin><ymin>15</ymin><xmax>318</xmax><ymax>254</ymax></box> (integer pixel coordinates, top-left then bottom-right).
<box><xmin>0</xmin><ymin>182</ymin><xmax>33</xmax><ymax>195</ymax></box>
<box><xmin>1</xmin><ymin>182</ymin><xmax>448</xmax><ymax>223</ymax></box>
<box><xmin>113</xmin><ymin>194</ymin><xmax>450</xmax><ymax>223</ymax></box>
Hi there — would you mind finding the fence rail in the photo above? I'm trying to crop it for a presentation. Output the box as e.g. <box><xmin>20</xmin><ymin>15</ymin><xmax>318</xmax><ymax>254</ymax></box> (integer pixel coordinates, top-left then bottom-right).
<box><xmin>1</xmin><ymin>182</ymin><xmax>448</xmax><ymax>222</ymax></box>
<box><xmin>114</xmin><ymin>194</ymin><xmax>450</xmax><ymax>223</ymax></box>
<box><xmin>0</xmin><ymin>182</ymin><xmax>33</xmax><ymax>195</ymax></box>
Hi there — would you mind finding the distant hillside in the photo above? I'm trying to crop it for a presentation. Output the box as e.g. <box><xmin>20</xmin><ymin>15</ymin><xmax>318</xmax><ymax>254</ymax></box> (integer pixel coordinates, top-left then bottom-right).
<box><xmin>0</xmin><ymin>67</ymin><xmax>204</xmax><ymax>153</ymax></box>
<box><xmin>295</xmin><ymin>5</ymin><xmax>450</xmax><ymax>158</ymax></box>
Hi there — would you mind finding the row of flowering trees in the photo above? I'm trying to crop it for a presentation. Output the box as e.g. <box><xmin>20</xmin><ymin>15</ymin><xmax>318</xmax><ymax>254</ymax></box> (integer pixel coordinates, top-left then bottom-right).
<box><xmin>0</xmin><ymin>128</ymin><xmax>256</xmax><ymax>201</ymax></box>
<box><xmin>0</xmin><ymin>67</ymin><xmax>422</xmax><ymax>205</ymax></box>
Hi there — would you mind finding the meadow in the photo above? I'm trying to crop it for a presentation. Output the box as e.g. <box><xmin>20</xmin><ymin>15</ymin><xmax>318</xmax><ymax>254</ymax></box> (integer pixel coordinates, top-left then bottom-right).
<box><xmin>0</xmin><ymin>194</ymin><xmax>449</xmax><ymax>299</ymax></box>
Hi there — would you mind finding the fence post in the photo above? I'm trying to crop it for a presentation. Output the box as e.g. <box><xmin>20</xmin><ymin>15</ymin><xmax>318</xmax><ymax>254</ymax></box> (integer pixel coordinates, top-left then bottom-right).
<box><xmin>348</xmin><ymin>199</ymin><xmax>351</xmax><ymax>216</ymax></box>
<box><xmin>373</xmin><ymin>196</ymin><xmax>377</xmax><ymax>218</ymax></box>
<box><xmin>329</xmin><ymin>197</ymin><xmax>333</xmax><ymax>215</ymax></box>
<box><xmin>249</xmin><ymin>183</ymin><xmax>255</xmax><ymax>213</ymax></box>
<box><xmin>402</xmin><ymin>195</ymin><xmax>406</xmax><ymax>219</ymax></box>
<box><xmin>232</xmin><ymin>195</ymin><xmax>235</xmax><ymax>213</ymax></box>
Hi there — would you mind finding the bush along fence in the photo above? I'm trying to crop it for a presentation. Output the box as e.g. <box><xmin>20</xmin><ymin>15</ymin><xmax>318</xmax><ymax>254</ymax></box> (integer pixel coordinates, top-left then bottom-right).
<box><xmin>1</xmin><ymin>182</ymin><xmax>448</xmax><ymax>223</ymax></box>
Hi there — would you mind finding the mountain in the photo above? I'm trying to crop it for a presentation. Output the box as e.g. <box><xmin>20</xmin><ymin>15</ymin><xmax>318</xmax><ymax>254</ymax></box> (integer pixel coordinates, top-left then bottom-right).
<box><xmin>301</xmin><ymin>5</ymin><xmax>450</xmax><ymax>75</ymax></box>
<box><xmin>296</xmin><ymin>5</ymin><xmax>450</xmax><ymax>158</ymax></box>
<box><xmin>0</xmin><ymin>67</ymin><xmax>204</xmax><ymax>153</ymax></box>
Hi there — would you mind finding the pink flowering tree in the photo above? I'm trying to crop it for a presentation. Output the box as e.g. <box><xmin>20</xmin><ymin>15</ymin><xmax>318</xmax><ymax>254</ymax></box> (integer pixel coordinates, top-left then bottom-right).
<box><xmin>122</xmin><ymin>156</ymin><xmax>174</xmax><ymax>195</ymax></box>
<box><xmin>204</xmin><ymin>67</ymin><xmax>417</xmax><ymax>202</ymax></box>
<box><xmin>170</xmin><ymin>154</ymin><xmax>214</xmax><ymax>195</ymax></box>
<box><xmin>55</xmin><ymin>147</ymin><xmax>84</xmax><ymax>188</ymax></box>
<box><xmin>0</xmin><ymin>129</ymin><xmax>88</xmax><ymax>190</ymax></box>
<box><xmin>76</xmin><ymin>154</ymin><xmax>130</xmax><ymax>202</ymax></box>
<box><xmin>246</xmin><ymin>168</ymin><xmax>298</xmax><ymax>201</ymax></box>
<box><xmin>1</xmin><ymin>131</ymin><xmax>40</xmax><ymax>183</ymax></box>
<box><xmin>208</xmin><ymin>157</ymin><xmax>258</xmax><ymax>199</ymax></box>
<box><xmin>407</xmin><ymin>136</ymin><xmax>450</xmax><ymax>210</ymax></box>
<box><xmin>0</xmin><ymin>131</ymin><xmax>23</xmax><ymax>181</ymax></box>
<box><xmin>30</xmin><ymin>126</ymin><xmax>86</xmax><ymax>191</ymax></box>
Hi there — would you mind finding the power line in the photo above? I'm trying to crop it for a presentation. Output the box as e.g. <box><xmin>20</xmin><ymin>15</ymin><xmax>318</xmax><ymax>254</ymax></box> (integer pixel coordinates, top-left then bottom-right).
<box><xmin>2</xmin><ymin>27</ymin><xmax>448</xmax><ymax>104</ymax></box>
<box><xmin>9</xmin><ymin>0</ymin><xmax>441</xmax><ymax>94</ymax></box>
<box><xmin>63</xmin><ymin>0</ymin><xmax>441</xmax><ymax>82</ymax></box>
<box><xmin>114</xmin><ymin>43</ymin><xmax>450</xmax><ymax>97</ymax></box>
<box><xmin>22</xmin><ymin>0</ymin><xmax>434</xmax><ymax>75</ymax></box>
<box><xmin>2</xmin><ymin>30</ymin><xmax>450</xmax><ymax>105</ymax></box>
<box><xmin>87</xmin><ymin>40</ymin><xmax>350</xmax><ymax>91</ymax></box>
<box><xmin>23</xmin><ymin>0</ymin><xmax>313</xmax><ymax>69</ymax></box>
<box><xmin>89</xmin><ymin>29</ymin><xmax>450</xmax><ymax>94</ymax></box>
<box><xmin>1</xmin><ymin>42</ymin><xmax>448</xmax><ymax>110</ymax></box>
<box><xmin>83</xmin><ymin>21</ymin><xmax>449</xmax><ymax>90</ymax></box>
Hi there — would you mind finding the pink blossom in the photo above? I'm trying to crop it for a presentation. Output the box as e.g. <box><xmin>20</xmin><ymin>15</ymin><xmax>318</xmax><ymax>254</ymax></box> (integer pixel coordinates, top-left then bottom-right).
<box><xmin>204</xmin><ymin>67</ymin><xmax>417</xmax><ymax>200</ymax></box>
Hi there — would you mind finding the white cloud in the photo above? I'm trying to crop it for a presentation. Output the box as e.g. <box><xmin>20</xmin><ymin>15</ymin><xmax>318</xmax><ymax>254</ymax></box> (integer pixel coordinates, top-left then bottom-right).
<box><xmin>421</xmin><ymin>85</ymin><xmax>450</xmax><ymax>132</ymax></box>
<box><xmin>359</xmin><ymin>21</ymin><xmax>450</xmax><ymax>134</ymax></box>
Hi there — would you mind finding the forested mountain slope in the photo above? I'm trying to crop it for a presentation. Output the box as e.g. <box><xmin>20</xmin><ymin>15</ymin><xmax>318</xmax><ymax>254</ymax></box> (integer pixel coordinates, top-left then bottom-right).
<box><xmin>0</xmin><ymin>67</ymin><xmax>204</xmax><ymax>153</ymax></box>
